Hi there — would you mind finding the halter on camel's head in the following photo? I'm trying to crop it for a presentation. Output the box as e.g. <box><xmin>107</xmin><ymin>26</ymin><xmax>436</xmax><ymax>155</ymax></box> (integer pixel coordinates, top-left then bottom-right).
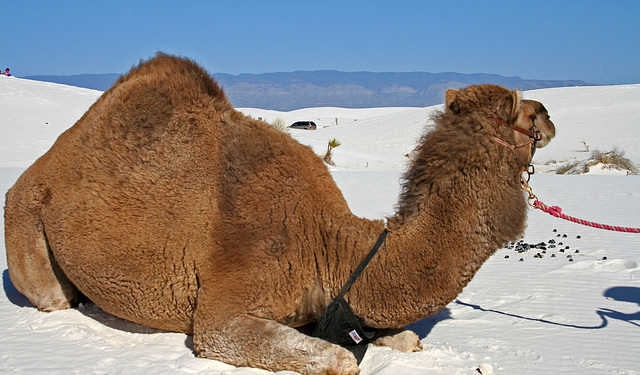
<box><xmin>491</xmin><ymin>117</ymin><xmax>543</xmax><ymax>163</ymax></box>
<box><xmin>445</xmin><ymin>86</ymin><xmax>543</xmax><ymax>176</ymax></box>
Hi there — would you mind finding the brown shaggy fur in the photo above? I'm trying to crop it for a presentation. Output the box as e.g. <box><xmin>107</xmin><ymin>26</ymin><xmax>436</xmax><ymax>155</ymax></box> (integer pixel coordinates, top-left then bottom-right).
<box><xmin>4</xmin><ymin>54</ymin><xmax>555</xmax><ymax>374</ymax></box>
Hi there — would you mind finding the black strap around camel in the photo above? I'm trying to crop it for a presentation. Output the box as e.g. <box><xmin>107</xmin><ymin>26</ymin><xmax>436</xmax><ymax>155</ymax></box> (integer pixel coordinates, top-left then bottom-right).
<box><xmin>312</xmin><ymin>229</ymin><xmax>388</xmax><ymax>363</ymax></box>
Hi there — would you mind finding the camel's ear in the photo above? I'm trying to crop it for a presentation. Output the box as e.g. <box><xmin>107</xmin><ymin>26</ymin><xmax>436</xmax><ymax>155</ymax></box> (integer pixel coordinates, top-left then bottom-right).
<box><xmin>506</xmin><ymin>89</ymin><xmax>522</xmax><ymax>124</ymax></box>
<box><xmin>445</xmin><ymin>89</ymin><xmax>460</xmax><ymax>114</ymax></box>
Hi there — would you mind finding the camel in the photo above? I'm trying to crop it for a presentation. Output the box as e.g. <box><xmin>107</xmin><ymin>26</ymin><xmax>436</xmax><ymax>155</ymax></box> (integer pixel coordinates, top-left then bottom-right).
<box><xmin>4</xmin><ymin>54</ymin><xmax>555</xmax><ymax>374</ymax></box>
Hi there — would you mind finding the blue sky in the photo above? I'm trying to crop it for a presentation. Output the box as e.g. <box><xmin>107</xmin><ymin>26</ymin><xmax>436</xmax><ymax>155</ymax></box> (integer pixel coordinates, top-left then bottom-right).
<box><xmin>2</xmin><ymin>0</ymin><xmax>639</xmax><ymax>84</ymax></box>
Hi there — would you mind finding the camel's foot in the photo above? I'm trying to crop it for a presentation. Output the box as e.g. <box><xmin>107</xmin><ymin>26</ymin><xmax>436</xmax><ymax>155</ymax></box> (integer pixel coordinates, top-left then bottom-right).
<box><xmin>300</xmin><ymin>346</ymin><xmax>360</xmax><ymax>375</ymax></box>
<box><xmin>371</xmin><ymin>328</ymin><xmax>423</xmax><ymax>352</ymax></box>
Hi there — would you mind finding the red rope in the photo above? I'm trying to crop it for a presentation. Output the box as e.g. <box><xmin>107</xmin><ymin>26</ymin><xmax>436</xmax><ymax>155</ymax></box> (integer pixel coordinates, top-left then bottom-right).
<box><xmin>533</xmin><ymin>200</ymin><xmax>640</xmax><ymax>233</ymax></box>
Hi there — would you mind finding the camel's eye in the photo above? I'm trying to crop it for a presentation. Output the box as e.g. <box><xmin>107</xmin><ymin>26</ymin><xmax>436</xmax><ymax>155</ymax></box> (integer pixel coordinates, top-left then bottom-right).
<box><xmin>530</xmin><ymin>115</ymin><xmax>537</xmax><ymax>123</ymax></box>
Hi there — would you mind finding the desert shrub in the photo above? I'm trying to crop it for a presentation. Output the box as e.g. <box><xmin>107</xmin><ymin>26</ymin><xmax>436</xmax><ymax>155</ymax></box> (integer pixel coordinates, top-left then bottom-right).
<box><xmin>270</xmin><ymin>118</ymin><xmax>288</xmax><ymax>133</ymax></box>
<box><xmin>555</xmin><ymin>161</ymin><xmax>588</xmax><ymax>175</ymax></box>
<box><xmin>580</xmin><ymin>140</ymin><xmax>590</xmax><ymax>152</ymax></box>
<box><xmin>592</xmin><ymin>150</ymin><xmax>635</xmax><ymax>169</ymax></box>
<box><xmin>556</xmin><ymin>149</ymin><xmax>638</xmax><ymax>175</ymax></box>
<box><xmin>323</xmin><ymin>138</ymin><xmax>341</xmax><ymax>166</ymax></box>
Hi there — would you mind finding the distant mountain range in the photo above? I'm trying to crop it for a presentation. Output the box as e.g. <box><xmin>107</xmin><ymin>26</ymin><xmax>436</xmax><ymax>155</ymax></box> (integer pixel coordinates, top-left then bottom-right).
<box><xmin>25</xmin><ymin>71</ymin><xmax>591</xmax><ymax>110</ymax></box>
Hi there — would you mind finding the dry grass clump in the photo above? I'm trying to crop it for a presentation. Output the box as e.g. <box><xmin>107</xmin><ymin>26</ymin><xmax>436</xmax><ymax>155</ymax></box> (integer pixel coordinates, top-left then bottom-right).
<box><xmin>556</xmin><ymin>149</ymin><xmax>638</xmax><ymax>175</ymax></box>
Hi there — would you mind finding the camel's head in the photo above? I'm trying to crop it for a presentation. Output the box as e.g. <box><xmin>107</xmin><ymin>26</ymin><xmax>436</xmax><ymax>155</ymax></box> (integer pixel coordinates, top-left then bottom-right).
<box><xmin>445</xmin><ymin>85</ymin><xmax>555</xmax><ymax>166</ymax></box>
<box><xmin>518</xmin><ymin>99</ymin><xmax>556</xmax><ymax>149</ymax></box>
<box><xmin>506</xmin><ymin>99</ymin><xmax>556</xmax><ymax>166</ymax></box>
<box><xmin>445</xmin><ymin>84</ymin><xmax>522</xmax><ymax>124</ymax></box>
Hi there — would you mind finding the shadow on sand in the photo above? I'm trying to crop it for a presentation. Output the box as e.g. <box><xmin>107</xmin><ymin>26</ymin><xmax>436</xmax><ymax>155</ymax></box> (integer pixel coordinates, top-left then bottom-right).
<box><xmin>2</xmin><ymin>269</ymin><xmax>32</xmax><ymax>307</ymax></box>
<box><xmin>405</xmin><ymin>308</ymin><xmax>453</xmax><ymax>339</ymax></box>
<box><xmin>404</xmin><ymin>286</ymin><xmax>640</xmax><ymax>338</ymax></box>
<box><xmin>454</xmin><ymin>286</ymin><xmax>640</xmax><ymax>329</ymax></box>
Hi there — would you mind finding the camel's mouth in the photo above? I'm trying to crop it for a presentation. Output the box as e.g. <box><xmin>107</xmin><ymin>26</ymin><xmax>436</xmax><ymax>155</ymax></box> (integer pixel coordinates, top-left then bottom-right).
<box><xmin>534</xmin><ymin>117</ymin><xmax>555</xmax><ymax>148</ymax></box>
<box><xmin>535</xmin><ymin>132</ymin><xmax>554</xmax><ymax>148</ymax></box>
<box><xmin>521</xmin><ymin>99</ymin><xmax>556</xmax><ymax>150</ymax></box>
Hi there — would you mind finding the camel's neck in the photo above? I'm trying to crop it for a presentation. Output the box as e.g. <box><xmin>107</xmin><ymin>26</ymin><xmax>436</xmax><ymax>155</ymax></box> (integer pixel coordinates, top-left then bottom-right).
<box><xmin>343</xmin><ymin>126</ymin><xmax>528</xmax><ymax>328</ymax></box>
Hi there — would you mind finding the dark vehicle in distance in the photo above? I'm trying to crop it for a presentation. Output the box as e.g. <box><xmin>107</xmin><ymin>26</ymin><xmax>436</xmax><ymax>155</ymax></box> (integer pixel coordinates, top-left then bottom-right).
<box><xmin>289</xmin><ymin>121</ymin><xmax>317</xmax><ymax>130</ymax></box>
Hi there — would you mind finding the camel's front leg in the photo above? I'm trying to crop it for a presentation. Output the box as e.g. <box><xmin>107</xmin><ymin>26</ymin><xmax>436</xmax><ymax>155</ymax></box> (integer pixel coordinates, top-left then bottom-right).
<box><xmin>193</xmin><ymin>290</ymin><xmax>359</xmax><ymax>374</ymax></box>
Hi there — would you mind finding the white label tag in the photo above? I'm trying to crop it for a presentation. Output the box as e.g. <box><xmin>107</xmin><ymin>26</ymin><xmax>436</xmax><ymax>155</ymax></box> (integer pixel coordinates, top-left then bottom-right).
<box><xmin>349</xmin><ymin>329</ymin><xmax>363</xmax><ymax>344</ymax></box>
